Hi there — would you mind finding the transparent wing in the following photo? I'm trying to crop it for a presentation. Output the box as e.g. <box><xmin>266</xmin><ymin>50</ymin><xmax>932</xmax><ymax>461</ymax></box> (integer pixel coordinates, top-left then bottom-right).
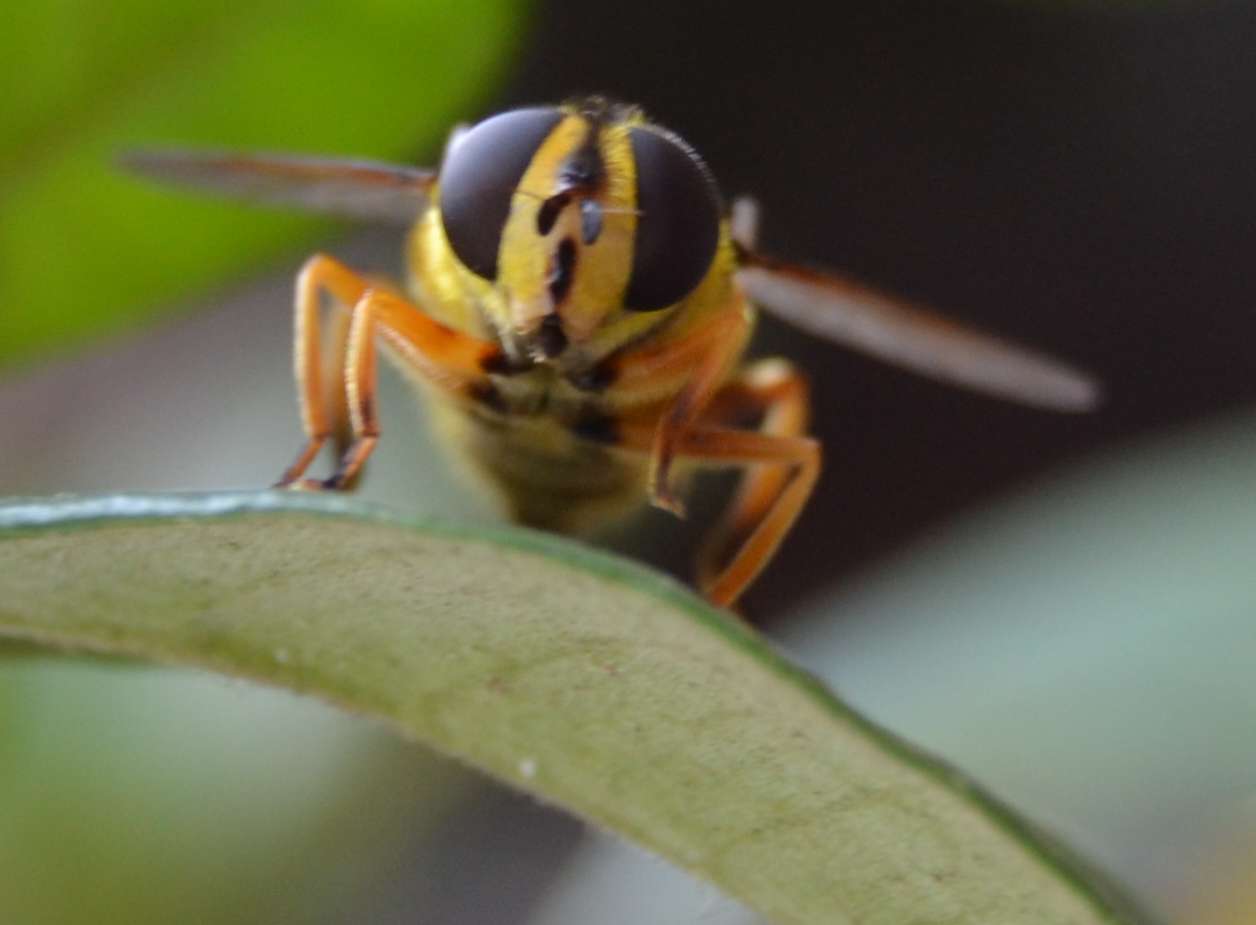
<box><xmin>736</xmin><ymin>250</ymin><xmax>1100</xmax><ymax>411</ymax></box>
<box><xmin>120</xmin><ymin>150</ymin><xmax>436</xmax><ymax>224</ymax></box>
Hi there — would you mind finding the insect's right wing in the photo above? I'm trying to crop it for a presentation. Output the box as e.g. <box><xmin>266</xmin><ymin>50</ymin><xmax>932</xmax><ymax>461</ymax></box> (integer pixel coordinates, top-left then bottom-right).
<box><xmin>736</xmin><ymin>249</ymin><xmax>1100</xmax><ymax>412</ymax></box>
<box><xmin>120</xmin><ymin>150</ymin><xmax>436</xmax><ymax>224</ymax></box>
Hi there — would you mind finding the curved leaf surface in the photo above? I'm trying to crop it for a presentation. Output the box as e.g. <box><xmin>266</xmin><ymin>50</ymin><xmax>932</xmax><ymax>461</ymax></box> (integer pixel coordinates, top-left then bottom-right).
<box><xmin>0</xmin><ymin>493</ymin><xmax>1153</xmax><ymax>925</ymax></box>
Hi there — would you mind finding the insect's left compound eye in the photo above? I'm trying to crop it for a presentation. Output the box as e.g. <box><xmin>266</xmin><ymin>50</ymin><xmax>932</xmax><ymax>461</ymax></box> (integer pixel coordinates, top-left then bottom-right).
<box><xmin>623</xmin><ymin>127</ymin><xmax>722</xmax><ymax>312</ymax></box>
<box><xmin>439</xmin><ymin>107</ymin><xmax>564</xmax><ymax>280</ymax></box>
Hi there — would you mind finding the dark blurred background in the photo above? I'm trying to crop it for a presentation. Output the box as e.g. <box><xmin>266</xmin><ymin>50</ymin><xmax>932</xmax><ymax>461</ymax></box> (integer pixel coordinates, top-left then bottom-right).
<box><xmin>494</xmin><ymin>0</ymin><xmax>1256</xmax><ymax>615</ymax></box>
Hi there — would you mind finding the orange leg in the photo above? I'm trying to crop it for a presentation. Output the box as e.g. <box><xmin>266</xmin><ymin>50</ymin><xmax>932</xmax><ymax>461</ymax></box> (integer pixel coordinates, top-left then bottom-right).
<box><xmin>298</xmin><ymin>299</ymin><xmax>354</xmax><ymax>483</ymax></box>
<box><xmin>685</xmin><ymin>428</ymin><xmax>819</xmax><ymax>607</ymax></box>
<box><xmin>324</xmin><ymin>273</ymin><xmax>408</xmax><ymax>476</ymax></box>
<box><xmin>603</xmin><ymin>301</ymin><xmax>751</xmax><ymax>516</ymax></box>
<box><xmin>694</xmin><ymin>359</ymin><xmax>815</xmax><ymax>604</ymax></box>
<box><xmin>617</xmin><ymin>360</ymin><xmax>819</xmax><ymax>607</ymax></box>
<box><xmin>275</xmin><ymin>253</ymin><xmax>498</xmax><ymax>489</ymax></box>
<box><xmin>273</xmin><ymin>255</ymin><xmax>363</xmax><ymax>485</ymax></box>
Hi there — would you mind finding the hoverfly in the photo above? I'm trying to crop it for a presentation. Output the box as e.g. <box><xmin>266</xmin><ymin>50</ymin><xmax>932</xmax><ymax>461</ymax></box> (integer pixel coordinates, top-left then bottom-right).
<box><xmin>125</xmin><ymin>98</ymin><xmax>1097</xmax><ymax>607</ymax></box>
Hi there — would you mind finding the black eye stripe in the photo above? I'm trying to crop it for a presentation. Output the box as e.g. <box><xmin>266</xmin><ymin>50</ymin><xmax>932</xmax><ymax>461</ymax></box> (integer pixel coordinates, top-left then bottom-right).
<box><xmin>624</xmin><ymin>126</ymin><xmax>722</xmax><ymax>312</ymax></box>
<box><xmin>559</xmin><ymin>130</ymin><xmax>604</xmax><ymax>188</ymax></box>
<box><xmin>439</xmin><ymin>107</ymin><xmax>564</xmax><ymax>280</ymax></box>
<box><xmin>535</xmin><ymin>192</ymin><xmax>568</xmax><ymax>236</ymax></box>
<box><xmin>547</xmin><ymin>237</ymin><xmax>577</xmax><ymax>306</ymax></box>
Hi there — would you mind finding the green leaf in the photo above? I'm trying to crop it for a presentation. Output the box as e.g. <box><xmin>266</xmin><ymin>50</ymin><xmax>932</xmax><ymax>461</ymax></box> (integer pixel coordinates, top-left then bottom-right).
<box><xmin>0</xmin><ymin>492</ymin><xmax>1153</xmax><ymax>925</ymax></box>
<box><xmin>0</xmin><ymin>0</ymin><xmax>522</xmax><ymax>369</ymax></box>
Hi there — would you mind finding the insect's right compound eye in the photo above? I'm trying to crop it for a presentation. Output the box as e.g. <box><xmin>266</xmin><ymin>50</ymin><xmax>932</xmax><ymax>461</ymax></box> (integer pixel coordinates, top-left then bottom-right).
<box><xmin>439</xmin><ymin>107</ymin><xmax>564</xmax><ymax>280</ymax></box>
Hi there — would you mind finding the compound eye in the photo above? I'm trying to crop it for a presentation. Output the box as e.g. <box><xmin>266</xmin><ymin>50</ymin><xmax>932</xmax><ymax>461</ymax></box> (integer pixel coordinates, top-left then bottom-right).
<box><xmin>624</xmin><ymin>127</ymin><xmax>722</xmax><ymax>311</ymax></box>
<box><xmin>439</xmin><ymin>107</ymin><xmax>564</xmax><ymax>279</ymax></box>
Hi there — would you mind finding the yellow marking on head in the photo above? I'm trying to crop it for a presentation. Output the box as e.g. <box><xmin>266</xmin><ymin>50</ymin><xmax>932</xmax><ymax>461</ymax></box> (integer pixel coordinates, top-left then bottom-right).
<box><xmin>494</xmin><ymin>115</ymin><xmax>592</xmax><ymax>338</ymax></box>
<box><xmin>406</xmin><ymin>207</ymin><xmax>500</xmax><ymax>337</ymax></box>
<box><xmin>494</xmin><ymin>113</ymin><xmax>663</xmax><ymax>355</ymax></box>
<box><xmin>494</xmin><ymin>108</ymin><xmax>692</xmax><ymax>362</ymax></box>
<box><xmin>558</xmin><ymin>118</ymin><xmax>639</xmax><ymax>344</ymax></box>
<box><xmin>410</xmin><ymin>103</ymin><xmax>737</xmax><ymax>366</ymax></box>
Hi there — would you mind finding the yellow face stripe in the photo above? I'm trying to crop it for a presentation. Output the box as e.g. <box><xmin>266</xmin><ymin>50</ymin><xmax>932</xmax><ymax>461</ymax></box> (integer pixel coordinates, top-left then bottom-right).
<box><xmin>491</xmin><ymin>114</ymin><xmax>654</xmax><ymax>350</ymax></box>
<box><xmin>494</xmin><ymin>116</ymin><xmax>592</xmax><ymax>335</ymax></box>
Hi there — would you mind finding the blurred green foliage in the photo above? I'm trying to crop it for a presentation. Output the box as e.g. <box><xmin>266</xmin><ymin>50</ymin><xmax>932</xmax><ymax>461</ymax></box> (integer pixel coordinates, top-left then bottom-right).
<box><xmin>0</xmin><ymin>0</ymin><xmax>524</xmax><ymax>369</ymax></box>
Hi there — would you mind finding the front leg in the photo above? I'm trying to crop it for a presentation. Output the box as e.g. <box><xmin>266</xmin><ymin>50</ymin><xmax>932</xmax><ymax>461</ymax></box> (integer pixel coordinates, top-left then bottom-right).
<box><xmin>276</xmin><ymin>253</ymin><xmax>500</xmax><ymax>489</ymax></box>
<box><xmin>274</xmin><ymin>254</ymin><xmax>369</xmax><ymax>486</ymax></box>
<box><xmin>638</xmin><ymin>301</ymin><xmax>752</xmax><ymax>515</ymax></box>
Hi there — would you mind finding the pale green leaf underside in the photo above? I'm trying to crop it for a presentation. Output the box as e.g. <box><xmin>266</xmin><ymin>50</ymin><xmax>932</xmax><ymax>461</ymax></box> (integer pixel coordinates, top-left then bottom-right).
<box><xmin>0</xmin><ymin>493</ymin><xmax>1151</xmax><ymax>925</ymax></box>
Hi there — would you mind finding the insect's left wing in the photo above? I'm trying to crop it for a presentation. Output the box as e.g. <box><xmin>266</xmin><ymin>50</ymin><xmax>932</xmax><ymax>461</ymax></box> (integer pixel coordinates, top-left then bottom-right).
<box><xmin>120</xmin><ymin>150</ymin><xmax>436</xmax><ymax>224</ymax></box>
<box><xmin>736</xmin><ymin>249</ymin><xmax>1100</xmax><ymax>412</ymax></box>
